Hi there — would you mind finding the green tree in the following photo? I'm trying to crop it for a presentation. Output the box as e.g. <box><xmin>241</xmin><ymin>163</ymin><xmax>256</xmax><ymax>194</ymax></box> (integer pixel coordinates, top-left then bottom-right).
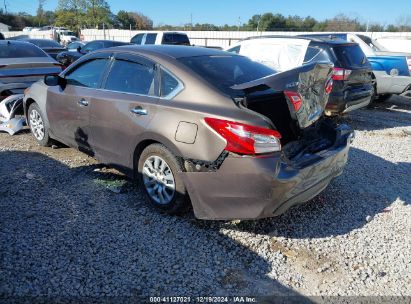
<box><xmin>323</xmin><ymin>14</ymin><xmax>365</xmax><ymax>31</ymax></box>
<box><xmin>115</xmin><ymin>10</ymin><xmax>136</xmax><ymax>29</ymax></box>
<box><xmin>56</xmin><ymin>0</ymin><xmax>112</xmax><ymax>29</ymax></box>
<box><xmin>129</xmin><ymin>12</ymin><xmax>153</xmax><ymax>30</ymax></box>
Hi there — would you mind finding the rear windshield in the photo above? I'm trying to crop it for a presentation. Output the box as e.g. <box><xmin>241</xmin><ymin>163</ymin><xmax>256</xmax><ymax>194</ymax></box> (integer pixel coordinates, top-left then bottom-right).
<box><xmin>0</xmin><ymin>43</ymin><xmax>47</xmax><ymax>58</ymax></box>
<box><xmin>178</xmin><ymin>55</ymin><xmax>276</xmax><ymax>97</ymax></box>
<box><xmin>332</xmin><ymin>45</ymin><xmax>368</xmax><ymax>67</ymax></box>
<box><xmin>162</xmin><ymin>34</ymin><xmax>190</xmax><ymax>45</ymax></box>
<box><xmin>27</xmin><ymin>40</ymin><xmax>61</xmax><ymax>48</ymax></box>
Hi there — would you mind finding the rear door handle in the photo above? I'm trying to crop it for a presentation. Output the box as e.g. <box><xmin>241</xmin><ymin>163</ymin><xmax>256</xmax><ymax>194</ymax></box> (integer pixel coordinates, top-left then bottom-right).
<box><xmin>130</xmin><ymin>106</ymin><xmax>148</xmax><ymax>116</ymax></box>
<box><xmin>78</xmin><ymin>99</ymin><xmax>89</xmax><ymax>107</ymax></box>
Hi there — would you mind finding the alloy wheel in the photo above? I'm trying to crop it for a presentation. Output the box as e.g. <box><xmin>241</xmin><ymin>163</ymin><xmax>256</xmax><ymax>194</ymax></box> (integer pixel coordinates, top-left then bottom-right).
<box><xmin>29</xmin><ymin>109</ymin><xmax>45</xmax><ymax>141</ymax></box>
<box><xmin>142</xmin><ymin>155</ymin><xmax>176</xmax><ymax>205</ymax></box>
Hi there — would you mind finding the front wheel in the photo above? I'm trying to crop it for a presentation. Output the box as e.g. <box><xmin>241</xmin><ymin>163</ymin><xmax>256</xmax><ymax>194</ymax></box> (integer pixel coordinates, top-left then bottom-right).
<box><xmin>28</xmin><ymin>103</ymin><xmax>52</xmax><ymax>147</ymax></box>
<box><xmin>137</xmin><ymin>144</ymin><xmax>190</xmax><ymax>215</ymax></box>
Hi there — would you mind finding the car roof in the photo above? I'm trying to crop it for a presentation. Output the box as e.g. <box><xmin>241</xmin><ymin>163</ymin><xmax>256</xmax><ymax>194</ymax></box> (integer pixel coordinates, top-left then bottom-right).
<box><xmin>0</xmin><ymin>40</ymin><xmax>37</xmax><ymax>46</ymax></box>
<box><xmin>105</xmin><ymin>45</ymin><xmax>230</xmax><ymax>59</ymax></box>
<box><xmin>20</xmin><ymin>38</ymin><xmax>57</xmax><ymax>42</ymax></box>
<box><xmin>242</xmin><ymin>35</ymin><xmax>355</xmax><ymax>45</ymax></box>
<box><xmin>87</xmin><ymin>40</ymin><xmax>128</xmax><ymax>44</ymax></box>
<box><xmin>132</xmin><ymin>31</ymin><xmax>187</xmax><ymax>35</ymax></box>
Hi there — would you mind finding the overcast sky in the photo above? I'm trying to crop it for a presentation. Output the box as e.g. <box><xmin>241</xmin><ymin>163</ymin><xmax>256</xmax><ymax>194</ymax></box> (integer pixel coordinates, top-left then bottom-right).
<box><xmin>5</xmin><ymin>0</ymin><xmax>410</xmax><ymax>26</ymax></box>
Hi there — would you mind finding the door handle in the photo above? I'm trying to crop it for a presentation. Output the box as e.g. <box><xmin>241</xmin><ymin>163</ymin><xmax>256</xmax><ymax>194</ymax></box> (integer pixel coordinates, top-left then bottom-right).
<box><xmin>78</xmin><ymin>99</ymin><xmax>89</xmax><ymax>107</ymax></box>
<box><xmin>130</xmin><ymin>106</ymin><xmax>148</xmax><ymax>116</ymax></box>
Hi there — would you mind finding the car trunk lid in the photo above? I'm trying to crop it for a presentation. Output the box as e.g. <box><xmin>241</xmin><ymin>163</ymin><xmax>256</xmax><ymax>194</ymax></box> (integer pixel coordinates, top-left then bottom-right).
<box><xmin>0</xmin><ymin>58</ymin><xmax>62</xmax><ymax>84</ymax></box>
<box><xmin>232</xmin><ymin>62</ymin><xmax>333</xmax><ymax>129</ymax></box>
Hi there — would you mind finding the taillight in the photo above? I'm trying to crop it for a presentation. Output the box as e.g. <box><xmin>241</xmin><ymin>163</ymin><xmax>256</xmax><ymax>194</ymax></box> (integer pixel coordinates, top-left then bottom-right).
<box><xmin>284</xmin><ymin>91</ymin><xmax>303</xmax><ymax>112</ymax></box>
<box><xmin>332</xmin><ymin>67</ymin><xmax>352</xmax><ymax>81</ymax></box>
<box><xmin>204</xmin><ymin>118</ymin><xmax>282</xmax><ymax>155</ymax></box>
<box><xmin>325</xmin><ymin>77</ymin><xmax>334</xmax><ymax>94</ymax></box>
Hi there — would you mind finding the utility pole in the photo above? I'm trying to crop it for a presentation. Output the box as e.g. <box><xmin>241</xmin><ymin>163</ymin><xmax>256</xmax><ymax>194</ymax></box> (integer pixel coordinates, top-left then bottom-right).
<box><xmin>92</xmin><ymin>0</ymin><xmax>96</xmax><ymax>28</ymax></box>
<box><xmin>238</xmin><ymin>16</ymin><xmax>241</xmax><ymax>31</ymax></box>
<box><xmin>190</xmin><ymin>13</ymin><xmax>193</xmax><ymax>30</ymax></box>
<box><xmin>3</xmin><ymin>0</ymin><xmax>7</xmax><ymax>14</ymax></box>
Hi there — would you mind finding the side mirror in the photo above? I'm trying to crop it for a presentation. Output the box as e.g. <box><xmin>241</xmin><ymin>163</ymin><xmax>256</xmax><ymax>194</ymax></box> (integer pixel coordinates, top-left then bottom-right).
<box><xmin>77</xmin><ymin>46</ymin><xmax>86</xmax><ymax>53</ymax></box>
<box><xmin>44</xmin><ymin>75</ymin><xmax>59</xmax><ymax>86</ymax></box>
<box><xmin>44</xmin><ymin>75</ymin><xmax>66</xmax><ymax>87</ymax></box>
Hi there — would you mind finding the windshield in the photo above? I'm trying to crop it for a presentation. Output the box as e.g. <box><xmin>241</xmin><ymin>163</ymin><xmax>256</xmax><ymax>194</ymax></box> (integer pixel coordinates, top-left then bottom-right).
<box><xmin>358</xmin><ymin>35</ymin><xmax>388</xmax><ymax>52</ymax></box>
<box><xmin>178</xmin><ymin>55</ymin><xmax>276</xmax><ymax>97</ymax></box>
<box><xmin>0</xmin><ymin>43</ymin><xmax>48</xmax><ymax>58</ymax></box>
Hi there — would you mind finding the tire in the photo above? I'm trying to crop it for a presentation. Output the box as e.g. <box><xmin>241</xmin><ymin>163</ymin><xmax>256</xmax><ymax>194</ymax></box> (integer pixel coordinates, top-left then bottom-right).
<box><xmin>377</xmin><ymin>94</ymin><xmax>393</xmax><ymax>102</ymax></box>
<box><xmin>28</xmin><ymin>103</ymin><xmax>52</xmax><ymax>147</ymax></box>
<box><xmin>373</xmin><ymin>94</ymin><xmax>393</xmax><ymax>103</ymax></box>
<box><xmin>137</xmin><ymin>144</ymin><xmax>190</xmax><ymax>215</ymax></box>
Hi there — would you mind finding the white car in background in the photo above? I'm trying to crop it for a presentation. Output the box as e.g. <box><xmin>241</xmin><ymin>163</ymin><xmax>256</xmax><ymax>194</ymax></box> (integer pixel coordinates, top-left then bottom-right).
<box><xmin>130</xmin><ymin>31</ymin><xmax>191</xmax><ymax>46</ymax></box>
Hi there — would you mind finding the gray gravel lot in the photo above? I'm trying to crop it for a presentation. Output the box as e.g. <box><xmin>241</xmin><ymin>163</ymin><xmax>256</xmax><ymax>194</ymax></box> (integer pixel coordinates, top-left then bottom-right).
<box><xmin>0</xmin><ymin>96</ymin><xmax>410</xmax><ymax>300</ymax></box>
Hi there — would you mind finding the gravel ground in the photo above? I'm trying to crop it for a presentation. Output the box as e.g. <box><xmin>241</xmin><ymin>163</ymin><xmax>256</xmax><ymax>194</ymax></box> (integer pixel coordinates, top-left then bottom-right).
<box><xmin>0</xmin><ymin>96</ymin><xmax>410</xmax><ymax>301</ymax></box>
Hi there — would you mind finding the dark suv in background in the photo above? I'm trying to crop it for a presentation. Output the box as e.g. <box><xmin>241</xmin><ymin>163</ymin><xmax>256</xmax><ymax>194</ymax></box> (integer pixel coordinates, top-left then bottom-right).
<box><xmin>300</xmin><ymin>37</ymin><xmax>374</xmax><ymax>115</ymax></box>
<box><xmin>228</xmin><ymin>36</ymin><xmax>373</xmax><ymax>116</ymax></box>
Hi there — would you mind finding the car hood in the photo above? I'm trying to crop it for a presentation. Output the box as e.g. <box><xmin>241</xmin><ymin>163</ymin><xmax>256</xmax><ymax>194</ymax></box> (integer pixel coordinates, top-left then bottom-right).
<box><xmin>231</xmin><ymin>62</ymin><xmax>334</xmax><ymax>129</ymax></box>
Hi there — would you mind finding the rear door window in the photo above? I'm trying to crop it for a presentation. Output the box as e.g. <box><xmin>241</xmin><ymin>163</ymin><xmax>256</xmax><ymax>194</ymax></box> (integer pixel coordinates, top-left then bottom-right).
<box><xmin>332</xmin><ymin>45</ymin><xmax>369</xmax><ymax>68</ymax></box>
<box><xmin>105</xmin><ymin>59</ymin><xmax>157</xmax><ymax>96</ymax></box>
<box><xmin>131</xmin><ymin>34</ymin><xmax>144</xmax><ymax>45</ymax></box>
<box><xmin>144</xmin><ymin>34</ymin><xmax>157</xmax><ymax>45</ymax></box>
<box><xmin>303</xmin><ymin>46</ymin><xmax>331</xmax><ymax>64</ymax></box>
<box><xmin>83</xmin><ymin>41</ymin><xmax>104</xmax><ymax>52</ymax></box>
<box><xmin>65</xmin><ymin>59</ymin><xmax>109</xmax><ymax>88</ymax></box>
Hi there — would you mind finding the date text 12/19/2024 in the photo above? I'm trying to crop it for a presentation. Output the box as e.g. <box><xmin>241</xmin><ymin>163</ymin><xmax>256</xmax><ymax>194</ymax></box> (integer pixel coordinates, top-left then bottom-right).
<box><xmin>149</xmin><ymin>296</ymin><xmax>257</xmax><ymax>303</ymax></box>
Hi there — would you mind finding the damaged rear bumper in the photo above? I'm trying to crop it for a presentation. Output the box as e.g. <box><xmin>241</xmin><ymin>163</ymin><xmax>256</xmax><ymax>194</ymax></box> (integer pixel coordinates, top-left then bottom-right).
<box><xmin>326</xmin><ymin>86</ymin><xmax>373</xmax><ymax>115</ymax></box>
<box><xmin>181</xmin><ymin>125</ymin><xmax>353</xmax><ymax>220</ymax></box>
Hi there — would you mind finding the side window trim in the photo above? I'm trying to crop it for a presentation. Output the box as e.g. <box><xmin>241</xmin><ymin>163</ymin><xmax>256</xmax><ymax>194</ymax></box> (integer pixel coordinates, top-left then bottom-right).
<box><xmin>141</xmin><ymin>33</ymin><xmax>147</xmax><ymax>45</ymax></box>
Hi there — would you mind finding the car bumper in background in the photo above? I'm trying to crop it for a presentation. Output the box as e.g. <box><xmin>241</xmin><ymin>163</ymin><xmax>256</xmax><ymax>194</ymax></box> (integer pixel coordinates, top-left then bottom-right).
<box><xmin>182</xmin><ymin>125</ymin><xmax>354</xmax><ymax>220</ymax></box>
<box><xmin>374</xmin><ymin>71</ymin><xmax>411</xmax><ymax>94</ymax></box>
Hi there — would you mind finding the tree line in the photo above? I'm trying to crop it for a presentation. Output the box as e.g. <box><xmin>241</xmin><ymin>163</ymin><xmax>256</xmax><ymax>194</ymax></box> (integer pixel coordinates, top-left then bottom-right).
<box><xmin>1</xmin><ymin>0</ymin><xmax>410</xmax><ymax>32</ymax></box>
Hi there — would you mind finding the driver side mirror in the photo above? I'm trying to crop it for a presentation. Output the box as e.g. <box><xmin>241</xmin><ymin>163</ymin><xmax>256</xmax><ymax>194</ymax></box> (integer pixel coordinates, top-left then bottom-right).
<box><xmin>44</xmin><ymin>75</ymin><xmax>66</xmax><ymax>87</ymax></box>
<box><xmin>77</xmin><ymin>46</ymin><xmax>87</xmax><ymax>54</ymax></box>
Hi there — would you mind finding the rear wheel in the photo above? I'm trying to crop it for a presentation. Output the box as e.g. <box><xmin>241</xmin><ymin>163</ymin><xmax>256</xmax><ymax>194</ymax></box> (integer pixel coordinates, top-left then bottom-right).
<box><xmin>375</xmin><ymin>94</ymin><xmax>393</xmax><ymax>102</ymax></box>
<box><xmin>137</xmin><ymin>144</ymin><xmax>190</xmax><ymax>215</ymax></box>
<box><xmin>28</xmin><ymin>103</ymin><xmax>52</xmax><ymax>146</ymax></box>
